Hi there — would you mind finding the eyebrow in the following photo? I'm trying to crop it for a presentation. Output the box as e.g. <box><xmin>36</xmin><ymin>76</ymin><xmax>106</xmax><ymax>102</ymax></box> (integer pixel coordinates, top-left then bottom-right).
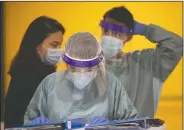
<box><xmin>51</xmin><ymin>41</ymin><xmax>61</xmax><ymax>44</ymax></box>
<box><xmin>50</xmin><ymin>41</ymin><xmax>62</xmax><ymax>46</ymax></box>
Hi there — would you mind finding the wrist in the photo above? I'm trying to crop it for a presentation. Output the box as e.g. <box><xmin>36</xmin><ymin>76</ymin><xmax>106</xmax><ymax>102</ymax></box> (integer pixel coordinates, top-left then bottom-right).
<box><xmin>133</xmin><ymin>21</ymin><xmax>147</xmax><ymax>35</ymax></box>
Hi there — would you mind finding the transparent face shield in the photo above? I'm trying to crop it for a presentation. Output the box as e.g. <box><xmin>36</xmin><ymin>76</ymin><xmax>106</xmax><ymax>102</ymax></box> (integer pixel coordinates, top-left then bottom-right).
<box><xmin>68</xmin><ymin>66</ymin><xmax>98</xmax><ymax>73</ymax></box>
<box><xmin>61</xmin><ymin>32</ymin><xmax>108</xmax><ymax>96</ymax></box>
<box><xmin>99</xmin><ymin>20</ymin><xmax>133</xmax><ymax>58</ymax></box>
<box><xmin>99</xmin><ymin>20</ymin><xmax>133</xmax><ymax>38</ymax></box>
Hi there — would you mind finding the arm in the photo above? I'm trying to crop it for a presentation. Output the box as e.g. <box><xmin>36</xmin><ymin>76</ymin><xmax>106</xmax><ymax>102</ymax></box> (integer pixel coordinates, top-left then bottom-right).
<box><xmin>118</xmin><ymin>84</ymin><xmax>138</xmax><ymax>119</ymax></box>
<box><xmin>132</xmin><ymin>22</ymin><xmax>182</xmax><ymax>82</ymax></box>
<box><xmin>24</xmin><ymin>77</ymin><xmax>49</xmax><ymax>124</ymax></box>
<box><xmin>112</xmin><ymin>78</ymin><xmax>138</xmax><ymax>120</ymax></box>
<box><xmin>5</xmin><ymin>77</ymin><xmax>25</xmax><ymax>128</ymax></box>
<box><xmin>5</xmin><ymin>74</ymin><xmax>40</xmax><ymax>128</ymax></box>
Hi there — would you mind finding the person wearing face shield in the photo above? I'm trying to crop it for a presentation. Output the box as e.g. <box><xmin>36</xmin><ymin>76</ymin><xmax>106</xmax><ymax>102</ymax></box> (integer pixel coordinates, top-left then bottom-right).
<box><xmin>23</xmin><ymin>31</ymin><xmax>138</xmax><ymax>125</ymax></box>
<box><xmin>5</xmin><ymin>16</ymin><xmax>65</xmax><ymax>128</ymax></box>
<box><xmin>100</xmin><ymin>6</ymin><xmax>183</xmax><ymax>118</ymax></box>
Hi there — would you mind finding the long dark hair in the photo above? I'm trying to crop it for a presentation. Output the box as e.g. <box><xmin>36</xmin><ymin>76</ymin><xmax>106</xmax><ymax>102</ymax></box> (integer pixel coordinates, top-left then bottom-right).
<box><xmin>9</xmin><ymin>16</ymin><xmax>65</xmax><ymax>77</ymax></box>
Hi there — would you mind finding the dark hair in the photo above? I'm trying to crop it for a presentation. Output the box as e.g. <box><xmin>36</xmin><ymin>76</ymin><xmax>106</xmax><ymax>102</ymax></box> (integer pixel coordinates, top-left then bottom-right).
<box><xmin>9</xmin><ymin>16</ymin><xmax>65</xmax><ymax>76</ymax></box>
<box><xmin>103</xmin><ymin>6</ymin><xmax>134</xmax><ymax>31</ymax></box>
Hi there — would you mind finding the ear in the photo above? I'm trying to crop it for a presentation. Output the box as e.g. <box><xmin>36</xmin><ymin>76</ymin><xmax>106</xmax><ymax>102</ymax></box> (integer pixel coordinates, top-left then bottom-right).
<box><xmin>66</xmin><ymin>65</ymin><xmax>69</xmax><ymax>69</ymax></box>
<box><xmin>36</xmin><ymin>44</ymin><xmax>42</xmax><ymax>51</ymax></box>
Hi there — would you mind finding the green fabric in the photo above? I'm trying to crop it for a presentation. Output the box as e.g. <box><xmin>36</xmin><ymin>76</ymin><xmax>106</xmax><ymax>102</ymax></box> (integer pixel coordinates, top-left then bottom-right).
<box><xmin>24</xmin><ymin>70</ymin><xmax>138</xmax><ymax>124</ymax></box>
<box><xmin>105</xmin><ymin>24</ymin><xmax>183</xmax><ymax>117</ymax></box>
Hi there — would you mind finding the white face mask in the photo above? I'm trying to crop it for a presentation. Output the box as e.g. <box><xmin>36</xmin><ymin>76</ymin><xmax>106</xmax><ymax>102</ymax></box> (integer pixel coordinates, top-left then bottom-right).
<box><xmin>101</xmin><ymin>36</ymin><xmax>124</xmax><ymax>59</ymax></box>
<box><xmin>40</xmin><ymin>46</ymin><xmax>62</xmax><ymax>65</ymax></box>
<box><xmin>68</xmin><ymin>71</ymin><xmax>97</xmax><ymax>90</ymax></box>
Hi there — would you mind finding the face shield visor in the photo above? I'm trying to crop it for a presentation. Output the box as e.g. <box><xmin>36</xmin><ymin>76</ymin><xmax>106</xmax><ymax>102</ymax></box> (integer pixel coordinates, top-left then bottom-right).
<box><xmin>61</xmin><ymin>32</ymin><xmax>107</xmax><ymax>96</ymax></box>
<box><xmin>99</xmin><ymin>20</ymin><xmax>133</xmax><ymax>38</ymax></box>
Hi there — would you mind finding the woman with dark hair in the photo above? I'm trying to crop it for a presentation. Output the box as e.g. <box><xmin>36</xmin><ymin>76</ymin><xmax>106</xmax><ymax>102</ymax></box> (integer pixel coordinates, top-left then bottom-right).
<box><xmin>5</xmin><ymin>16</ymin><xmax>65</xmax><ymax>128</ymax></box>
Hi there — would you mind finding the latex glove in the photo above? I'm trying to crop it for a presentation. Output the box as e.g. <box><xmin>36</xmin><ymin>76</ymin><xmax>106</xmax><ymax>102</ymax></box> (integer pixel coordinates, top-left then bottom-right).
<box><xmin>133</xmin><ymin>21</ymin><xmax>147</xmax><ymax>35</ymax></box>
<box><xmin>70</xmin><ymin>118</ymin><xmax>87</xmax><ymax>124</ymax></box>
<box><xmin>88</xmin><ymin>116</ymin><xmax>109</xmax><ymax>126</ymax></box>
<box><xmin>25</xmin><ymin>116</ymin><xmax>51</xmax><ymax>126</ymax></box>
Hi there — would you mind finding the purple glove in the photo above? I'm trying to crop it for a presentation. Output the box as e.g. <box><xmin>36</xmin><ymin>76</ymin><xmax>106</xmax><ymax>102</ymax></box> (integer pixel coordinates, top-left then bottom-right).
<box><xmin>133</xmin><ymin>21</ymin><xmax>147</xmax><ymax>35</ymax></box>
<box><xmin>25</xmin><ymin>116</ymin><xmax>51</xmax><ymax>126</ymax></box>
<box><xmin>88</xmin><ymin>116</ymin><xmax>109</xmax><ymax>126</ymax></box>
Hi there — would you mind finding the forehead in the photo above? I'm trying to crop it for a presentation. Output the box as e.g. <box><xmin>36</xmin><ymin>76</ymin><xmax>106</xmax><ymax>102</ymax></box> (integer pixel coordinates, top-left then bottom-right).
<box><xmin>45</xmin><ymin>31</ymin><xmax>63</xmax><ymax>42</ymax></box>
<box><xmin>104</xmin><ymin>17</ymin><xmax>125</xmax><ymax>27</ymax></box>
<box><xmin>68</xmin><ymin>65</ymin><xmax>97</xmax><ymax>72</ymax></box>
<box><xmin>102</xmin><ymin>17</ymin><xmax>129</xmax><ymax>37</ymax></box>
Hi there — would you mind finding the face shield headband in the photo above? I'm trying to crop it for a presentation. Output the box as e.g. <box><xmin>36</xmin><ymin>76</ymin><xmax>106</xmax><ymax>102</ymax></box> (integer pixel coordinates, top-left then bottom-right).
<box><xmin>99</xmin><ymin>20</ymin><xmax>133</xmax><ymax>34</ymax></box>
<box><xmin>62</xmin><ymin>53</ymin><xmax>103</xmax><ymax>68</ymax></box>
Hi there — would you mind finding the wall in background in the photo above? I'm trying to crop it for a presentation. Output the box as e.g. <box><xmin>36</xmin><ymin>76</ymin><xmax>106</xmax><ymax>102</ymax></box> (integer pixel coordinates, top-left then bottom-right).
<box><xmin>3</xmin><ymin>2</ymin><xmax>182</xmax><ymax>130</ymax></box>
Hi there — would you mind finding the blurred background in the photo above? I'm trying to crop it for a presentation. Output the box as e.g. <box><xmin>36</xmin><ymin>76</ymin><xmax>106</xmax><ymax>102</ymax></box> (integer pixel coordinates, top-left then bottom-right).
<box><xmin>3</xmin><ymin>2</ymin><xmax>182</xmax><ymax>130</ymax></box>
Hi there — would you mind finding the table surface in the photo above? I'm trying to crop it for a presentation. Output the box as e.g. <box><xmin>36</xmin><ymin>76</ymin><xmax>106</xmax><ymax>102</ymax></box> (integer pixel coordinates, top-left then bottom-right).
<box><xmin>73</xmin><ymin>124</ymin><xmax>167</xmax><ymax>130</ymax></box>
<box><xmin>1</xmin><ymin>122</ymin><xmax>167</xmax><ymax>130</ymax></box>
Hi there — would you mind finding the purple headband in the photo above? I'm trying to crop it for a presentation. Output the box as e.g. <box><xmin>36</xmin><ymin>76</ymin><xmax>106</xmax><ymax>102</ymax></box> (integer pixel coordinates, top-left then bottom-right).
<box><xmin>62</xmin><ymin>54</ymin><xmax>103</xmax><ymax>67</ymax></box>
<box><xmin>99</xmin><ymin>20</ymin><xmax>133</xmax><ymax>34</ymax></box>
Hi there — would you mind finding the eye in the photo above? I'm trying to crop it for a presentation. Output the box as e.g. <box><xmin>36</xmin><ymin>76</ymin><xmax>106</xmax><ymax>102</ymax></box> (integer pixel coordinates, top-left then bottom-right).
<box><xmin>104</xmin><ymin>29</ymin><xmax>108</xmax><ymax>33</ymax></box>
<box><xmin>87</xmin><ymin>69</ymin><xmax>93</xmax><ymax>72</ymax></box>
<box><xmin>112</xmin><ymin>31</ymin><xmax>118</xmax><ymax>36</ymax></box>
<box><xmin>103</xmin><ymin>29</ymin><xmax>110</xmax><ymax>35</ymax></box>
<box><xmin>115</xmin><ymin>32</ymin><xmax>119</xmax><ymax>36</ymax></box>
<box><xmin>120</xmin><ymin>33</ymin><xmax>127</xmax><ymax>38</ymax></box>
<box><xmin>52</xmin><ymin>45</ymin><xmax>58</xmax><ymax>48</ymax></box>
<box><xmin>50</xmin><ymin>42</ymin><xmax>60</xmax><ymax>48</ymax></box>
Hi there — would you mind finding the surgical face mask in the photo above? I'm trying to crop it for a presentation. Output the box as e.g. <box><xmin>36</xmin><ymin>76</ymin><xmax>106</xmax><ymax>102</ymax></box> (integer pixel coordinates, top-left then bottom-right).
<box><xmin>101</xmin><ymin>36</ymin><xmax>124</xmax><ymax>59</ymax></box>
<box><xmin>68</xmin><ymin>71</ymin><xmax>97</xmax><ymax>90</ymax></box>
<box><xmin>40</xmin><ymin>45</ymin><xmax>62</xmax><ymax>65</ymax></box>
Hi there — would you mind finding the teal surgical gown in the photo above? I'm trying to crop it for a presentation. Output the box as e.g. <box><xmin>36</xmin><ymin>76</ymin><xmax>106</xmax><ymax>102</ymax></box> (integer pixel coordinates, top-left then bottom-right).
<box><xmin>24</xmin><ymin>71</ymin><xmax>138</xmax><ymax>124</ymax></box>
<box><xmin>105</xmin><ymin>24</ymin><xmax>183</xmax><ymax>117</ymax></box>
